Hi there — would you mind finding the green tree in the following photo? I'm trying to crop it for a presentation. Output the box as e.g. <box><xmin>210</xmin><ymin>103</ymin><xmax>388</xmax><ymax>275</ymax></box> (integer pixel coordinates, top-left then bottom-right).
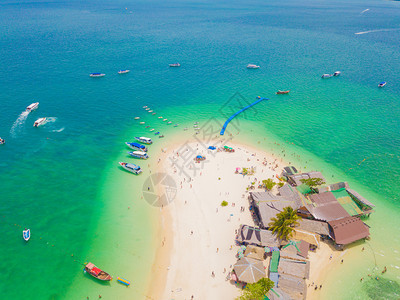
<box><xmin>262</xmin><ymin>179</ymin><xmax>276</xmax><ymax>191</ymax></box>
<box><xmin>300</xmin><ymin>177</ymin><xmax>325</xmax><ymax>188</ymax></box>
<box><xmin>237</xmin><ymin>277</ymin><xmax>274</xmax><ymax>300</ymax></box>
<box><xmin>268</xmin><ymin>206</ymin><xmax>300</xmax><ymax>240</ymax></box>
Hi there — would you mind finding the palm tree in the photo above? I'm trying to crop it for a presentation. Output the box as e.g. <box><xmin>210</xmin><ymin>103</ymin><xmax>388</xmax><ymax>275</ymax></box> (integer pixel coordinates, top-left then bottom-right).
<box><xmin>268</xmin><ymin>206</ymin><xmax>300</xmax><ymax>240</ymax></box>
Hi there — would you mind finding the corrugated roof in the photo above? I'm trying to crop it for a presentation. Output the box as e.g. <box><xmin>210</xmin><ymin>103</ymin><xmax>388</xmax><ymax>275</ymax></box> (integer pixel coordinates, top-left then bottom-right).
<box><xmin>346</xmin><ymin>188</ymin><xmax>375</xmax><ymax>207</ymax></box>
<box><xmin>328</xmin><ymin>217</ymin><xmax>370</xmax><ymax>245</ymax></box>
<box><xmin>309</xmin><ymin>200</ymin><xmax>350</xmax><ymax>222</ymax></box>
<box><xmin>251</xmin><ymin>192</ymin><xmax>300</xmax><ymax>227</ymax></box>
<box><xmin>296</xmin><ymin>219</ymin><xmax>330</xmax><ymax>236</ymax></box>
<box><xmin>266</xmin><ymin>287</ymin><xmax>291</xmax><ymax>300</ymax></box>
<box><xmin>270</xmin><ymin>251</ymin><xmax>280</xmax><ymax>273</ymax></box>
<box><xmin>309</xmin><ymin>192</ymin><xmax>337</xmax><ymax>205</ymax></box>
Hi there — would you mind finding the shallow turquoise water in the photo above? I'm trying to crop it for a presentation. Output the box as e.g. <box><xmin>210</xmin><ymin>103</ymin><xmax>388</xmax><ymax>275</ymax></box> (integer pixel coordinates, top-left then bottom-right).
<box><xmin>1</xmin><ymin>0</ymin><xmax>400</xmax><ymax>299</ymax></box>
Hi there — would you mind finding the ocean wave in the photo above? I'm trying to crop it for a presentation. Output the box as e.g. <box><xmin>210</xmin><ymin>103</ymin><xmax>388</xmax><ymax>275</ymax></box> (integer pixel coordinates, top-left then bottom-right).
<box><xmin>10</xmin><ymin>111</ymin><xmax>29</xmax><ymax>138</ymax></box>
<box><xmin>355</xmin><ymin>28</ymin><xmax>400</xmax><ymax>35</ymax></box>
<box><xmin>52</xmin><ymin>127</ymin><xmax>65</xmax><ymax>133</ymax></box>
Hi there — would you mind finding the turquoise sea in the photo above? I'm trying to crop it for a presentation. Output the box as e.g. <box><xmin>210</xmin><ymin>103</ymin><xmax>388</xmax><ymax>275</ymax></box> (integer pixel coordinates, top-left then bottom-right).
<box><xmin>1</xmin><ymin>0</ymin><xmax>400</xmax><ymax>299</ymax></box>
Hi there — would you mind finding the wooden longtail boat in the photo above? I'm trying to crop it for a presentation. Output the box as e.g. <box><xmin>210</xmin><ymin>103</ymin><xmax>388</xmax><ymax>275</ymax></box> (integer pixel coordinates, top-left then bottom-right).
<box><xmin>84</xmin><ymin>262</ymin><xmax>112</xmax><ymax>281</ymax></box>
<box><xmin>276</xmin><ymin>90</ymin><xmax>290</xmax><ymax>94</ymax></box>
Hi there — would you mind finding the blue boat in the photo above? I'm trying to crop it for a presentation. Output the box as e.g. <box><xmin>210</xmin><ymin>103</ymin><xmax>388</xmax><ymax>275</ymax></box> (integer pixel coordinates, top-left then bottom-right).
<box><xmin>154</xmin><ymin>132</ymin><xmax>160</xmax><ymax>135</ymax></box>
<box><xmin>378</xmin><ymin>81</ymin><xmax>386</xmax><ymax>88</ymax></box>
<box><xmin>90</xmin><ymin>73</ymin><xmax>105</xmax><ymax>77</ymax></box>
<box><xmin>128</xmin><ymin>151</ymin><xmax>149</xmax><ymax>159</ymax></box>
<box><xmin>23</xmin><ymin>229</ymin><xmax>30</xmax><ymax>241</ymax></box>
<box><xmin>125</xmin><ymin>142</ymin><xmax>148</xmax><ymax>152</ymax></box>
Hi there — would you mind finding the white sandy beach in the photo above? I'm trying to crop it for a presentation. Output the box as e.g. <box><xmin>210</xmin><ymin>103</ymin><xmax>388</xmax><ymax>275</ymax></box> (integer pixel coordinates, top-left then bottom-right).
<box><xmin>147</xmin><ymin>137</ymin><xmax>346</xmax><ymax>300</ymax></box>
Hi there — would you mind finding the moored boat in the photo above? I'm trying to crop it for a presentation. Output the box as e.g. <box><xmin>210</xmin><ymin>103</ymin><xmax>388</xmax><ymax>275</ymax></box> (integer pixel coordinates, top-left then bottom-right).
<box><xmin>169</xmin><ymin>63</ymin><xmax>181</xmax><ymax>67</ymax></box>
<box><xmin>145</xmin><ymin>108</ymin><xmax>150</xmax><ymax>111</ymax></box>
<box><xmin>145</xmin><ymin>125</ymin><xmax>150</xmax><ymax>128</ymax></box>
<box><xmin>333</xmin><ymin>71</ymin><xmax>341</xmax><ymax>76</ymax></box>
<box><xmin>148</xmin><ymin>110</ymin><xmax>153</xmax><ymax>113</ymax></box>
<box><xmin>119</xmin><ymin>162</ymin><xmax>142</xmax><ymax>174</ymax></box>
<box><xmin>247</xmin><ymin>64</ymin><xmax>260</xmax><ymax>69</ymax></box>
<box><xmin>134</xmin><ymin>117</ymin><xmax>140</xmax><ymax>120</ymax></box>
<box><xmin>33</xmin><ymin>118</ymin><xmax>47</xmax><ymax>127</ymax></box>
<box><xmin>26</xmin><ymin>102</ymin><xmax>39</xmax><ymax>112</ymax></box>
<box><xmin>118</xmin><ymin>70</ymin><xmax>130</xmax><ymax>74</ymax></box>
<box><xmin>128</xmin><ymin>151</ymin><xmax>149</xmax><ymax>159</ymax></box>
<box><xmin>84</xmin><ymin>262</ymin><xmax>112</xmax><ymax>281</ymax></box>
<box><xmin>276</xmin><ymin>90</ymin><xmax>290</xmax><ymax>94</ymax></box>
<box><xmin>143</xmin><ymin>106</ymin><xmax>147</xmax><ymax>108</ymax></box>
<box><xmin>90</xmin><ymin>73</ymin><xmax>105</xmax><ymax>77</ymax></box>
<box><xmin>158</xmin><ymin>116</ymin><xmax>163</xmax><ymax>119</ymax></box>
<box><xmin>378</xmin><ymin>81</ymin><xmax>387</xmax><ymax>88</ymax></box>
<box><xmin>135</xmin><ymin>137</ymin><xmax>152</xmax><ymax>144</ymax></box>
<box><xmin>167</xmin><ymin>121</ymin><xmax>172</xmax><ymax>124</ymax></box>
<box><xmin>23</xmin><ymin>228</ymin><xmax>30</xmax><ymax>241</ymax></box>
<box><xmin>155</xmin><ymin>132</ymin><xmax>160</xmax><ymax>135</ymax></box>
<box><xmin>139</xmin><ymin>122</ymin><xmax>145</xmax><ymax>125</ymax></box>
<box><xmin>174</xmin><ymin>124</ymin><xmax>179</xmax><ymax>127</ymax></box>
<box><xmin>0</xmin><ymin>137</ymin><xmax>5</xmax><ymax>145</ymax></box>
<box><xmin>163</xmin><ymin>119</ymin><xmax>167</xmax><ymax>121</ymax></box>
<box><xmin>152</xmin><ymin>113</ymin><xmax>156</xmax><ymax>115</ymax></box>
<box><xmin>125</xmin><ymin>142</ymin><xmax>148</xmax><ymax>152</ymax></box>
<box><xmin>321</xmin><ymin>74</ymin><xmax>332</xmax><ymax>78</ymax></box>
<box><xmin>159</xmin><ymin>135</ymin><xmax>164</xmax><ymax>138</ymax></box>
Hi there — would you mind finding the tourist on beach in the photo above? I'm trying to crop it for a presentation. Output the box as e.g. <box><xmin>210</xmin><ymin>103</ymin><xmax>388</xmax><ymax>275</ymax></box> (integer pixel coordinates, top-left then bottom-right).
<box><xmin>341</xmin><ymin>259</ymin><xmax>344</xmax><ymax>264</ymax></box>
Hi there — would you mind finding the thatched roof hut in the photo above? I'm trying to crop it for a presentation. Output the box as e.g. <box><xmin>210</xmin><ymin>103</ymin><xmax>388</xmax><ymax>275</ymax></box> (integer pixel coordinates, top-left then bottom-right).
<box><xmin>278</xmin><ymin>258</ymin><xmax>310</xmax><ymax>279</ymax></box>
<box><xmin>233</xmin><ymin>257</ymin><xmax>266</xmax><ymax>284</ymax></box>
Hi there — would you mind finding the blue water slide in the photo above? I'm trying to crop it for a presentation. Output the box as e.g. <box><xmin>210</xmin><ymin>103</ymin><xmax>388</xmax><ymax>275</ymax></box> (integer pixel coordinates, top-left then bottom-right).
<box><xmin>220</xmin><ymin>97</ymin><xmax>267</xmax><ymax>135</ymax></box>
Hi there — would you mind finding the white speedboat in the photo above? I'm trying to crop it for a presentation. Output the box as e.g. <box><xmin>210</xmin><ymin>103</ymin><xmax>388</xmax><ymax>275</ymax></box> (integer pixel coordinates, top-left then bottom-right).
<box><xmin>247</xmin><ymin>64</ymin><xmax>260</xmax><ymax>69</ymax></box>
<box><xmin>145</xmin><ymin>108</ymin><xmax>150</xmax><ymax>111</ymax></box>
<box><xmin>333</xmin><ymin>71</ymin><xmax>341</xmax><ymax>76</ymax></box>
<box><xmin>26</xmin><ymin>102</ymin><xmax>39</xmax><ymax>112</ymax></box>
<box><xmin>118</xmin><ymin>70</ymin><xmax>130</xmax><ymax>74</ymax></box>
<box><xmin>148</xmin><ymin>110</ymin><xmax>153</xmax><ymax>113</ymax></box>
<box><xmin>150</xmin><ymin>129</ymin><xmax>155</xmax><ymax>131</ymax></box>
<box><xmin>23</xmin><ymin>229</ymin><xmax>30</xmax><ymax>241</ymax></box>
<box><xmin>139</xmin><ymin>122</ymin><xmax>145</xmax><ymax>124</ymax></box>
<box><xmin>90</xmin><ymin>73</ymin><xmax>105</xmax><ymax>77</ymax></box>
<box><xmin>119</xmin><ymin>162</ymin><xmax>142</xmax><ymax>174</ymax></box>
<box><xmin>378</xmin><ymin>82</ymin><xmax>387</xmax><ymax>88</ymax></box>
<box><xmin>321</xmin><ymin>74</ymin><xmax>332</xmax><ymax>78</ymax></box>
<box><xmin>128</xmin><ymin>151</ymin><xmax>149</xmax><ymax>159</ymax></box>
<box><xmin>163</xmin><ymin>119</ymin><xmax>167</xmax><ymax>121</ymax></box>
<box><xmin>169</xmin><ymin>63</ymin><xmax>181</xmax><ymax>67</ymax></box>
<box><xmin>135</xmin><ymin>136</ymin><xmax>153</xmax><ymax>144</ymax></box>
<box><xmin>134</xmin><ymin>117</ymin><xmax>140</xmax><ymax>120</ymax></box>
<box><xmin>33</xmin><ymin>118</ymin><xmax>47</xmax><ymax>127</ymax></box>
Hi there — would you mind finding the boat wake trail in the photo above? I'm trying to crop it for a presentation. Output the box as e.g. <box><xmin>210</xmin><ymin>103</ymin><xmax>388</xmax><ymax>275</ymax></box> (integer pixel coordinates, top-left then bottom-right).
<box><xmin>10</xmin><ymin>111</ymin><xmax>29</xmax><ymax>138</ymax></box>
<box><xmin>52</xmin><ymin>127</ymin><xmax>65</xmax><ymax>133</ymax></box>
<box><xmin>45</xmin><ymin>117</ymin><xmax>57</xmax><ymax>123</ymax></box>
<box><xmin>360</xmin><ymin>8</ymin><xmax>370</xmax><ymax>14</ymax></box>
<box><xmin>355</xmin><ymin>28</ymin><xmax>400</xmax><ymax>35</ymax></box>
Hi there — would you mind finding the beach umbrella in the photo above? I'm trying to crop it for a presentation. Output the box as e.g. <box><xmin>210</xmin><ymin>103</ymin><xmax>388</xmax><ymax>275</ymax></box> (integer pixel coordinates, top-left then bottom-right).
<box><xmin>233</xmin><ymin>257</ymin><xmax>265</xmax><ymax>284</ymax></box>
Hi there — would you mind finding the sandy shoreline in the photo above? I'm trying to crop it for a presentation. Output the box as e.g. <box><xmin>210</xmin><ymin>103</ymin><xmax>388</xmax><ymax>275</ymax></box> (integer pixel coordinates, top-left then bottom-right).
<box><xmin>145</xmin><ymin>134</ymin><xmax>349</xmax><ymax>300</ymax></box>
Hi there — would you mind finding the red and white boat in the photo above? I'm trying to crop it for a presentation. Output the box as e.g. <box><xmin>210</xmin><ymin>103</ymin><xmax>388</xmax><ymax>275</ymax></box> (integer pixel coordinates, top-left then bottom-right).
<box><xmin>33</xmin><ymin>118</ymin><xmax>47</xmax><ymax>127</ymax></box>
<box><xmin>84</xmin><ymin>262</ymin><xmax>112</xmax><ymax>281</ymax></box>
<box><xmin>26</xmin><ymin>102</ymin><xmax>39</xmax><ymax>112</ymax></box>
